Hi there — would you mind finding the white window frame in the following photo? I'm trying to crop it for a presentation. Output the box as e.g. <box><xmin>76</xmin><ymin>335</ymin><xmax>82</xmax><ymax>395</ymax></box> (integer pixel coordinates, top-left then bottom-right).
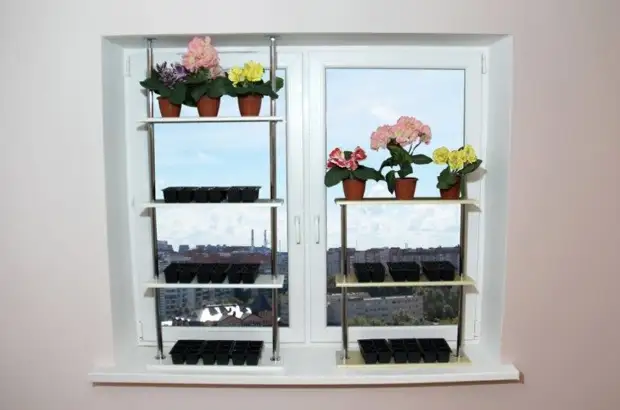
<box><xmin>303</xmin><ymin>47</ymin><xmax>485</xmax><ymax>344</ymax></box>
<box><xmin>124</xmin><ymin>49</ymin><xmax>306</xmax><ymax>344</ymax></box>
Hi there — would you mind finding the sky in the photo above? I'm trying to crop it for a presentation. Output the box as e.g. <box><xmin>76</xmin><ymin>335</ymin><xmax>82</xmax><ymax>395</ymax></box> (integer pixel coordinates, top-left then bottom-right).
<box><xmin>154</xmin><ymin>68</ymin><xmax>465</xmax><ymax>251</ymax></box>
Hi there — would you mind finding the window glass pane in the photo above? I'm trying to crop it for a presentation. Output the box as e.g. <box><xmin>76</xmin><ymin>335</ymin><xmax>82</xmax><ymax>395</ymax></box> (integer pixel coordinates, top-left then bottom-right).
<box><xmin>325</xmin><ymin>68</ymin><xmax>464</xmax><ymax>327</ymax></box>
<box><xmin>154</xmin><ymin>69</ymin><xmax>288</xmax><ymax>328</ymax></box>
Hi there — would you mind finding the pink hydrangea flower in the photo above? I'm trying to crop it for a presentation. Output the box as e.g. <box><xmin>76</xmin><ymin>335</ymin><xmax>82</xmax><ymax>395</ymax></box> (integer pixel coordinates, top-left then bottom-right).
<box><xmin>182</xmin><ymin>36</ymin><xmax>221</xmax><ymax>73</ymax></box>
<box><xmin>370</xmin><ymin>125</ymin><xmax>393</xmax><ymax>150</ymax></box>
<box><xmin>371</xmin><ymin>116</ymin><xmax>432</xmax><ymax>149</ymax></box>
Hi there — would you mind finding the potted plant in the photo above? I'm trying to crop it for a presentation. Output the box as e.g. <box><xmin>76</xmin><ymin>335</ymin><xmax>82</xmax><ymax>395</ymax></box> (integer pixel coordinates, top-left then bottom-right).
<box><xmin>182</xmin><ymin>36</ymin><xmax>228</xmax><ymax>117</ymax></box>
<box><xmin>371</xmin><ymin>116</ymin><xmax>433</xmax><ymax>199</ymax></box>
<box><xmin>227</xmin><ymin>61</ymin><xmax>284</xmax><ymax>116</ymax></box>
<box><xmin>432</xmin><ymin>145</ymin><xmax>482</xmax><ymax>199</ymax></box>
<box><xmin>139</xmin><ymin>62</ymin><xmax>189</xmax><ymax>117</ymax></box>
<box><xmin>324</xmin><ymin>147</ymin><xmax>382</xmax><ymax>200</ymax></box>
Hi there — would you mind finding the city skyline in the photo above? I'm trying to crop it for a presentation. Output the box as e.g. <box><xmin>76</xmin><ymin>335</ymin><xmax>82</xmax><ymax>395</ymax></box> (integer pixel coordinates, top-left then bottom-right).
<box><xmin>154</xmin><ymin>67</ymin><xmax>465</xmax><ymax>250</ymax></box>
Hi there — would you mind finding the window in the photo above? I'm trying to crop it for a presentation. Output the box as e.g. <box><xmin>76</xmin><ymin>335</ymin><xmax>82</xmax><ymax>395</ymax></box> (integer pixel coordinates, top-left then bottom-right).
<box><xmin>92</xmin><ymin>36</ymin><xmax>522</xmax><ymax>385</ymax></box>
<box><xmin>322</xmin><ymin>68</ymin><xmax>463</xmax><ymax>329</ymax></box>
<box><xmin>126</xmin><ymin>46</ymin><xmax>482</xmax><ymax>347</ymax></box>
<box><xmin>127</xmin><ymin>51</ymin><xmax>305</xmax><ymax>343</ymax></box>
<box><xmin>305</xmin><ymin>49</ymin><xmax>483</xmax><ymax>343</ymax></box>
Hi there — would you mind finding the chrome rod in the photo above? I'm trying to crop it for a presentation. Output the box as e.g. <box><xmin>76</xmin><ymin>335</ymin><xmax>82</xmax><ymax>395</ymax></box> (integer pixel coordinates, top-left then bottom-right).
<box><xmin>455</xmin><ymin>181</ymin><xmax>468</xmax><ymax>358</ymax></box>
<box><xmin>146</xmin><ymin>38</ymin><xmax>165</xmax><ymax>361</ymax></box>
<box><xmin>340</xmin><ymin>204</ymin><xmax>349</xmax><ymax>359</ymax></box>
<box><xmin>268</xmin><ymin>35</ymin><xmax>280</xmax><ymax>362</ymax></box>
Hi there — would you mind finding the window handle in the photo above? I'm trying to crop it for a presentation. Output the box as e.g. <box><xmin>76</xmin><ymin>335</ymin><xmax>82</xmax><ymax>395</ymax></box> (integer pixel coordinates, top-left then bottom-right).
<box><xmin>294</xmin><ymin>216</ymin><xmax>301</xmax><ymax>244</ymax></box>
<box><xmin>314</xmin><ymin>215</ymin><xmax>320</xmax><ymax>244</ymax></box>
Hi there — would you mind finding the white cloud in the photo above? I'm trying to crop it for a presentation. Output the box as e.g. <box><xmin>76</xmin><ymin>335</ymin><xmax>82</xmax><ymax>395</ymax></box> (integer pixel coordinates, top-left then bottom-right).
<box><xmin>369</xmin><ymin>104</ymin><xmax>401</xmax><ymax>123</ymax></box>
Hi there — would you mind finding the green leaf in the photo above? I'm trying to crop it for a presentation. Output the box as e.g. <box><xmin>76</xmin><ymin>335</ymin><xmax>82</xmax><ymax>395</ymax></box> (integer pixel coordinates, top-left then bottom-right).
<box><xmin>190</xmin><ymin>83</ymin><xmax>209</xmax><ymax>102</ymax></box>
<box><xmin>158</xmin><ymin>87</ymin><xmax>171</xmax><ymax>98</ymax></box>
<box><xmin>206</xmin><ymin>77</ymin><xmax>229</xmax><ymax>98</ymax></box>
<box><xmin>385</xmin><ymin>170</ymin><xmax>397</xmax><ymax>194</ymax></box>
<box><xmin>411</xmin><ymin>154</ymin><xmax>433</xmax><ymax>165</ymax></box>
<box><xmin>275</xmin><ymin>77</ymin><xmax>284</xmax><ymax>91</ymax></box>
<box><xmin>140</xmin><ymin>75</ymin><xmax>165</xmax><ymax>94</ymax></box>
<box><xmin>437</xmin><ymin>167</ymin><xmax>458</xmax><ymax>189</ymax></box>
<box><xmin>324</xmin><ymin>167</ymin><xmax>350</xmax><ymax>187</ymax></box>
<box><xmin>398</xmin><ymin>163</ymin><xmax>413</xmax><ymax>179</ymax></box>
<box><xmin>460</xmin><ymin>159</ymin><xmax>482</xmax><ymax>175</ymax></box>
<box><xmin>168</xmin><ymin>84</ymin><xmax>186</xmax><ymax>105</ymax></box>
<box><xmin>353</xmin><ymin>166</ymin><xmax>382</xmax><ymax>181</ymax></box>
<box><xmin>379</xmin><ymin>157</ymin><xmax>395</xmax><ymax>171</ymax></box>
<box><xmin>387</xmin><ymin>144</ymin><xmax>410</xmax><ymax>164</ymax></box>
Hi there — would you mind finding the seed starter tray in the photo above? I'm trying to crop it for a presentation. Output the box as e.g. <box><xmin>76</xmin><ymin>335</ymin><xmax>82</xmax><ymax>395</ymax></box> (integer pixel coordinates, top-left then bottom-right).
<box><xmin>357</xmin><ymin>338</ymin><xmax>452</xmax><ymax>364</ymax></box>
<box><xmin>386</xmin><ymin>261</ymin><xmax>421</xmax><ymax>282</ymax></box>
<box><xmin>163</xmin><ymin>262</ymin><xmax>261</xmax><ymax>284</ymax></box>
<box><xmin>420</xmin><ymin>261</ymin><xmax>457</xmax><ymax>281</ymax></box>
<box><xmin>169</xmin><ymin>339</ymin><xmax>264</xmax><ymax>366</ymax></box>
<box><xmin>352</xmin><ymin>262</ymin><xmax>386</xmax><ymax>283</ymax></box>
<box><xmin>162</xmin><ymin>186</ymin><xmax>261</xmax><ymax>203</ymax></box>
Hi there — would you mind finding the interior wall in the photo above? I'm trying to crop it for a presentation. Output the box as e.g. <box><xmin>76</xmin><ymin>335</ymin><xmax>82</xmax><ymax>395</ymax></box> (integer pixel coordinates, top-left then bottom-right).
<box><xmin>0</xmin><ymin>1</ymin><xmax>619</xmax><ymax>409</ymax></box>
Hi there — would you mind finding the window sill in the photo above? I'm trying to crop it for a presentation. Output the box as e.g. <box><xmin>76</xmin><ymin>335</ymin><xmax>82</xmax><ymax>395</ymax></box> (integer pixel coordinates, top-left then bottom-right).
<box><xmin>89</xmin><ymin>343</ymin><xmax>521</xmax><ymax>387</ymax></box>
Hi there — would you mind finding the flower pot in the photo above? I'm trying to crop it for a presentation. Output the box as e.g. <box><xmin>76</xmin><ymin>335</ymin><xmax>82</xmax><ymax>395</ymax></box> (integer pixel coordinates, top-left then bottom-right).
<box><xmin>196</xmin><ymin>96</ymin><xmax>221</xmax><ymax>117</ymax></box>
<box><xmin>394</xmin><ymin>177</ymin><xmax>418</xmax><ymax>200</ymax></box>
<box><xmin>343</xmin><ymin>179</ymin><xmax>366</xmax><ymax>200</ymax></box>
<box><xmin>439</xmin><ymin>176</ymin><xmax>461</xmax><ymax>199</ymax></box>
<box><xmin>237</xmin><ymin>94</ymin><xmax>263</xmax><ymax>116</ymax></box>
<box><xmin>158</xmin><ymin>97</ymin><xmax>182</xmax><ymax>117</ymax></box>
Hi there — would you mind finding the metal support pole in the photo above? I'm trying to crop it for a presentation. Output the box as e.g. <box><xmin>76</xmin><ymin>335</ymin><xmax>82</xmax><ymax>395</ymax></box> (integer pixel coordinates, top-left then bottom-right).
<box><xmin>455</xmin><ymin>183</ymin><xmax>468</xmax><ymax>358</ymax></box>
<box><xmin>340</xmin><ymin>204</ymin><xmax>349</xmax><ymax>360</ymax></box>
<box><xmin>146</xmin><ymin>38</ymin><xmax>165</xmax><ymax>361</ymax></box>
<box><xmin>268</xmin><ymin>35</ymin><xmax>280</xmax><ymax>362</ymax></box>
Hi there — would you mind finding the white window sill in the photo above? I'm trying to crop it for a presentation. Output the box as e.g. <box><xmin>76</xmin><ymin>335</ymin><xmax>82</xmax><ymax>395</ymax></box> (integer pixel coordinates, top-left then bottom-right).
<box><xmin>89</xmin><ymin>343</ymin><xmax>521</xmax><ymax>386</ymax></box>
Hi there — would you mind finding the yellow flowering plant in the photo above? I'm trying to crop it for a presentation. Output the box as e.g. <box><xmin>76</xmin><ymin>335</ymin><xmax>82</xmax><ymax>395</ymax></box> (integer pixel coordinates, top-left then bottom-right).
<box><xmin>226</xmin><ymin>61</ymin><xmax>284</xmax><ymax>99</ymax></box>
<box><xmin>432</xmin><ymin>145</ymin><xmax>483</xmax><ymax>190</ymax></box>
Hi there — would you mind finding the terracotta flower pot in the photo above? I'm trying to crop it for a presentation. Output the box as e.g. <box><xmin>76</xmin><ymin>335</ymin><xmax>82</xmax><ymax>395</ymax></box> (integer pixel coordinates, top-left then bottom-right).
<box><xmin>196</xmin><ymin>96</ymin><xmax>221</xmax><ymax>117</ymax></box>
<box><xmin>439</xmin><ymin>176</ymin><xmax>461</xmax><ymax>199</ymax></box>
<box><xmin>394</xmin><ymin>177</ymin><xmax>418</xmax><ymax>200</ymax></box>
<box><xmin>238</xmin><ymin>94</ymin><xmax>263</xmax><ymax>116</ymax></box>
<box><xmin>343</xmin><ymin>179</ymin><xmax>366</xmax><ymax>200</ymax></box>
<box><xmin>158</xmin><ymin>97</ymin><xmax>182</xmax><ymax>118</ymax></box>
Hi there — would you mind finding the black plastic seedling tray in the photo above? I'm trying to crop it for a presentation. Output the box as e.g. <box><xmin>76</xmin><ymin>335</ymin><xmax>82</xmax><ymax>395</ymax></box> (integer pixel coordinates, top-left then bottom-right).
<box><xmin>386</xmin><ymin>261</ymin><xmax>421</xmax><ymax>282</ymax></box>
<box><xmin>161</xmin><ymin>186</ymin><xmax>262</xmax><ymax>203</ymax></box>
<box><xmin>357</xmin><ymin>338</ymin><xmax>452</xmax><ymax>364</ymax></box>
<box><xmin>162</xmin><ymin>187</ymin><xmax>183</xmax><ymax>203</ymax></box>
<box><xmin>421</xmin><ymin>261</ymin><xmax>457</xmax><ymax>281</ymax></box>
<box><xmin>352</xmin><ymin>262</ymin><xmax>385</xmax><ymax>283</ymax></box>
<box><xmin>165</xmin><ymin>263</ymin><xmax>235</xmax><ymax>284</ymax></box>
<box><xmin>169</xmin><ymin>339</ymin><xmax>264</xmax><ymax>366</ymax></box>
<box><xmin>195</xmin><ymin>263</ymin><xmax>230</xmax><ymax>284</ymax></box>
<box><xmin>193</xmin><ymin>187</ymin><xmax>210</xmax><ymax>203</ymax></box>
<box><xmin>208</xmin><ymin>187</ymin><xmax>228</xmax><ymax>203</ymax></box>
<box><xmin>226</xmin><ymin>186</ymin><xmax>261</xmax><ymax>203</ymax></box>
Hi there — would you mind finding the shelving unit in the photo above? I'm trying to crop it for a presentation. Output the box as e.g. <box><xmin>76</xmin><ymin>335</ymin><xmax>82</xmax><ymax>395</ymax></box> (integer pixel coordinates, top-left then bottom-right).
<box><xmin>142</xmin><ymin>36</ymin><xmax>284</xmax><ymax>368</ymax></box>
<box><xmin>335</xmin><ymin>196</ymin><xmax>478</xmax><ymax>368</ymax></box>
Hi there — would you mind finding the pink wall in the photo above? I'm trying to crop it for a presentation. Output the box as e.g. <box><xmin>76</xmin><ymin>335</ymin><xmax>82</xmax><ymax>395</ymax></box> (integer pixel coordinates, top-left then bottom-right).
<box><xmin>1</xmin><ymin>0</ymin><xmax>619</xmax><ymax>409</ymax></box>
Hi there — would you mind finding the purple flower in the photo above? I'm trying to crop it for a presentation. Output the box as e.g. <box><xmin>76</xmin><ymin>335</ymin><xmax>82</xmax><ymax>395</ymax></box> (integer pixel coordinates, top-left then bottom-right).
<box><xmin>155</xmin><ymin>62</ymin><xmax>188</xmax><ymax>89</ymax></box>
